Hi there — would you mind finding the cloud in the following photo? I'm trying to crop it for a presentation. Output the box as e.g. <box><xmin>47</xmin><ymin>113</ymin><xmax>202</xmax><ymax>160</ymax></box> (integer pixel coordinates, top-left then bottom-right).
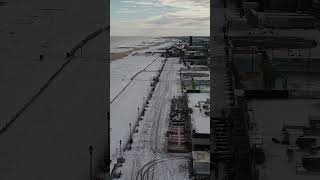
<box><xmin>115</xmin><ymin>7</ymin><xmax>148</xmax><ymax>14</ymax></box>
<box><xmin>111</xmin><ymin>0</ymin><xmax>209</xmax><ymax>36</ymax></box>
<box><xmin>115</xmin><ymin>7</ymin><xmax>137</xmax><ymax>14</ymax></box>
<box><xmin>143</xmin><ymin>0</ymin><xmax>209</xmax><ymax>35</ymax></box>
<box><xmin>122</xmin><ymin>0</ymin><xmax>163</xmax><ymax>7</ymax></box>
<box><xmin>159</xmin><ymin>0</ymin><xmax>209</xmax><ymax>9</ymax></box>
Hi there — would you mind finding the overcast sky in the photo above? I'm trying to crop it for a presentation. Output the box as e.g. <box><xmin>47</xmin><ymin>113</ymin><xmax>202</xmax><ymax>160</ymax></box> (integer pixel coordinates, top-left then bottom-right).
<box><xmin>111</xmin><ymin>0</ymin><xmax>209</xmax><ymax>36</ymax></box>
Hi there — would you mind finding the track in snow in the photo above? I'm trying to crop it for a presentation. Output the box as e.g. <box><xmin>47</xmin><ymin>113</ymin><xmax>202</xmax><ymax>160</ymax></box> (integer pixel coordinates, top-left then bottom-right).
<box><xmin>110</xmin><ymin>56</ymin><xmax>161</xmax><ymax>104</ymax></box>
<box><xmin>135</xmin><ymin>157</ymin><xmax>188</xmax><ymax>180</ymax></box>
<box><xmin>115</xmin><ymin>58</ymin><xmax>189</xmax><ymax>180</ymax></box>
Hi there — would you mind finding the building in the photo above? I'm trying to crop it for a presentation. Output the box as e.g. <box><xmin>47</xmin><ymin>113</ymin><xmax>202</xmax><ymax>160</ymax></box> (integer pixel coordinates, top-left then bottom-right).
<box><xmin>181</xmin><ymin>66</ymin><xmax>210</xmax><ymax>93</ymax></box>
<box><xmin>188</xmin><ymin>93</ymin><xmax>210</xmax><ymax>151</ymax></box>
<box><xmin>260</xmin><ymin>0</ymin><xmax>312</xmax><ymax>11</ymax></box>
<box><xmin>192</xmin><ymin>151</ymin><xmax>210</xmax><ymax>179</ymax></box>
<box><xmin>184</xmin><ymin>46</ymin><xmax>209</xmax><ymax>65</ymax></box>
<box><xmin>188</xmin><ymin>92</ymin><xmax>210</xmax><ymax>179</ymax></box>
<box><xmin>167</xmin><ymin>44</ymin><xmax>184</xmax><ymax>57</ymax></box>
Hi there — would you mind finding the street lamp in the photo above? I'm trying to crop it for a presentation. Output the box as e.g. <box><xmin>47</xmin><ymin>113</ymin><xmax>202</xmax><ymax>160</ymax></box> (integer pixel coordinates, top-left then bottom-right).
<box><xmin>89</xmin><ymin>145</ymin><xmax>94</xmax><ymax>180</ymax></box>
<box><xmin>119</xmin><ymin>140</ymin><xmax>122</xmax><ymax>157</ymax></box>
<box><xmin>129</xmin><ymin>123</ymin><xmax>133</xmax><ymax>144</ymax></box>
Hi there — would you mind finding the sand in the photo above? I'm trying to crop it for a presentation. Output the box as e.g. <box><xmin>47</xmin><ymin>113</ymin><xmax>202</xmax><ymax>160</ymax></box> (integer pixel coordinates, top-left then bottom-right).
<box><xmin>110</xmin><ymin>42</ymin><xmax>164</xmax><ymax>61</ymax></box>
<box><xmin>110</xmin><ymin>47</ymin><xmax>143</xmax><ymax>61</ymax></box>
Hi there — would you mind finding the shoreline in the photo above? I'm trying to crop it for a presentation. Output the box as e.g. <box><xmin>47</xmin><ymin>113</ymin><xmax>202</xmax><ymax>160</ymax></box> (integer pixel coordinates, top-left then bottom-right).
<box><xmin>110</xmin><ymin>47</ymin><xmax>145</xmax><ymax>61</ymax></box>
<box><xmin>110</xmin><ymin>42</ymin><xmax>164</xmax><ymax>61</ymax></box>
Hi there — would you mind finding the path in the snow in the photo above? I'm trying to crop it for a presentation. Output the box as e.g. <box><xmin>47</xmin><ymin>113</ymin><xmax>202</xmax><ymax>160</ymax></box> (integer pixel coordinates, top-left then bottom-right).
<box><xmin>110</xmin><ymin>56</ymin><xmax>161</xmax><ymax>104</ymax></box>
<box><xmin>115</xmin><ymin>58</ymin><xmax>190</xmax><ymax>180</ymax></box>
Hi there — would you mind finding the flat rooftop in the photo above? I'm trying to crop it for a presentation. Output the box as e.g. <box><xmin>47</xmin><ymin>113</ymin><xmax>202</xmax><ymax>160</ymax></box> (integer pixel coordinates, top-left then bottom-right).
<box><xmin>181</xmin><ymin>65</ymin><xmax>209</xmax><ymax>71</ymax></box>
<box><xmin>188</xmin><ymin>93</ymin><xmax>210</xmax><ymax>134</ymax></box>
<box><xmin>181</xmin><ymin>65</ymin><xmax>210</xmax><ymax>90</ymax></box>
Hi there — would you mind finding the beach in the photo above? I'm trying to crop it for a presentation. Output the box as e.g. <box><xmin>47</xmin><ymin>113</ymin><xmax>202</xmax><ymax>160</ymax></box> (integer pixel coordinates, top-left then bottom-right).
<box><xmin>110</xmin><ymin>47</ymin><xmax>145</xmax><ymax>61</ymax></box>
<box><xmin>110</xmin><ymin>36</ymin><xmax>166</xmax><ymax>61</ymax></box>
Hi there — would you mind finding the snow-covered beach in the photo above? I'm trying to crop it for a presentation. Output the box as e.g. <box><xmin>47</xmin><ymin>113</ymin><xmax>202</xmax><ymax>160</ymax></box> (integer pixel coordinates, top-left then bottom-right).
<box><xmin>110</xmin><ymin>38</ymin><xmax>176</xmax><ymax>165</ymax></box>
<box><xmin>110</xmin><ymin>36</ymin><xmax>170</xmax><ymax>61</ymax></box>
<box><xmin>109</xmin><ymin>36</ymin><xmax>195</xmax><ymax>180</ymax></box>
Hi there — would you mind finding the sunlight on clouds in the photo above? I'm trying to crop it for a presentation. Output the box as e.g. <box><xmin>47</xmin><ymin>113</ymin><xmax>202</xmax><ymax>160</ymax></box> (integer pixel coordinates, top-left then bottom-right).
<box><xmin>111</xmin><ymin>0</ymin><xmax>209</xmax><ymax>36</ymax></box>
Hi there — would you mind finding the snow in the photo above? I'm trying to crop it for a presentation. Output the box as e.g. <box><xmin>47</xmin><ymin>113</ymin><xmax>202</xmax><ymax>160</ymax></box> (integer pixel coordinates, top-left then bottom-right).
<box><xmin>111</xmin><ymin>57</ymin><xmax>190</xmax><ymax>179</ymax></box>
<box><xmin>110</xmin><ymin>39</ymin><xmax>180</xmax><ymax>166</ymax></box>
<box><xmin>110</xmin><ymin>52</ymin><xmax>167</xmax><ymax>163</ymax></box>
<box><xmin>110</xmin><ymin>54</ymin><xmax>164</xmax><ymax>101</ymax></box>
<box><xmin>110</xmin><ymin>71</ymin><xmax>158</xmax><ymax>159</ymax></box>
<box><xmin>188</xmin><ymin>93</ymin><xmax>210</xmax><ymax>134</ymax></box>
<box><xmin>110</xmin><ymin>37</ymin><xmax>169</xmax><ymax>53</ymax></box>
<box><xmin>135</xmin><ymin>41</ymin><xmax>176</xmax><ymax>54</ymax></box>
<box><xmin>249</xmin><ymin>99</ymin><xmax>320</xmax><ymax>180</ymax></box>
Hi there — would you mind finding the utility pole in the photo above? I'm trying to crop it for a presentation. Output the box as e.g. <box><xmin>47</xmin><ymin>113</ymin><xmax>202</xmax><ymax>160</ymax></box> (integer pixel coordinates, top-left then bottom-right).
<box><xmin>119</xmin><ymin>140</ymin><xmax>122</xmax><ymax>157</ymax></box>
<box><xmin>129</xmin><ymin>123</ymin><xmax>132</xmax><ymax>144</ymax></box>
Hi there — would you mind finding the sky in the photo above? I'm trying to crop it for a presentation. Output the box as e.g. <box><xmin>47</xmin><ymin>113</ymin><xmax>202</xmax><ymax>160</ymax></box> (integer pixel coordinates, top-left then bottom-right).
<box><xmin>111</xmin><ymin>0</ymin><xmax>210</xmax><ymax>36</ymax></box>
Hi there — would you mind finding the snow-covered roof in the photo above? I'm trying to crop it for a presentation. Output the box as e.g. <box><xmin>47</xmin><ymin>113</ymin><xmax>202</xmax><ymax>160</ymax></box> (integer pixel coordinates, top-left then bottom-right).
<box><xmin>188</xmin><ymin>93</ymin><xmax>210</xmax><ymax>134</ymax></box>
<box><xmin>186</xmin><ymin>50</ymin><xmax>200</xmax><ymax>53</ymax></box>
<box><xmin>181</xmin><ymin>66</ymin><xmax>209</xmax><ymax>72</ymax></box>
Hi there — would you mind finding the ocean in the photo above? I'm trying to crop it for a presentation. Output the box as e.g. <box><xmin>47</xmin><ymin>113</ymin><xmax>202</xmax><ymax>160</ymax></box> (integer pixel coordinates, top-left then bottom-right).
<box><xmin>110</xmin><ymin>36</ymin><xmax>161</xmax><ymax>53</ymax></box>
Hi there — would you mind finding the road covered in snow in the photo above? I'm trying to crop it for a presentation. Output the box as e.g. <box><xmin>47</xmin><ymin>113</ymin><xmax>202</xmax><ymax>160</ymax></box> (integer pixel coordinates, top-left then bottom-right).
<box><xmin>116</xmin><ymin>57</ymin><xmax>189</xmax><ymax>180</ymax></box>
<box><xmin>110</xmin><ymin>40</ymin><xmax>177</xmax><ymax>159</ymax></box>
<box><xmin>111</xmin><ymin>42</ymin><xmax>191</xmax><ymax>179</ymax></box>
